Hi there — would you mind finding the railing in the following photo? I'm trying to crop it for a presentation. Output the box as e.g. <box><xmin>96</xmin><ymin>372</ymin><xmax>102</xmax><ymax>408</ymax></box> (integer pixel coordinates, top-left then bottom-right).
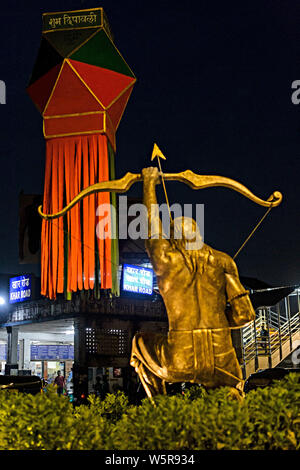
<box><xmin>240</xmin><ymin>289</ymin><xmax>300</xmax><ymax>374</ymax></box>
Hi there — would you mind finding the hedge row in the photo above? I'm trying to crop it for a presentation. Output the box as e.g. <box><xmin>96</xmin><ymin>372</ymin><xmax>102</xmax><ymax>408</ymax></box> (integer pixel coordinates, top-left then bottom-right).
<box><xmin>0</xmin><ymin>373</ymin><xmax>299</xmax><ymax>450</ymax></box>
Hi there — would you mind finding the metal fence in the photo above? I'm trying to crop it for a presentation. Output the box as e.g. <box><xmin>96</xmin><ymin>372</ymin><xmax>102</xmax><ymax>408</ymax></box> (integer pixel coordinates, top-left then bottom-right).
<box><xmin>241</xmin><ymin>289</ymin><xmax>300</xmax><ymax>371</ymax></box>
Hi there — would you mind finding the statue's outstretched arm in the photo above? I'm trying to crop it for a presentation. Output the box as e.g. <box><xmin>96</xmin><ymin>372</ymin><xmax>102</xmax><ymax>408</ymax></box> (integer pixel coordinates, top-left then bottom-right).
<box><xmin>142</xmin><ymin>167</ymin><xmax>162</xmax><ymax>240</ymax></box>
<box><xmin>142</xmin><ymin>168</ymin><xmax>173</xmax><ymax>273</ymax></box>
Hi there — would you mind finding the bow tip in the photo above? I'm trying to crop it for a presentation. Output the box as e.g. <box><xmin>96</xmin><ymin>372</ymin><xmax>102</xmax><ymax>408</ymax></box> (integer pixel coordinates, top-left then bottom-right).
<box><xmin>268</xmin><ymin>191</ymin><xmax>283</xmax><ymax>206</ymax></box>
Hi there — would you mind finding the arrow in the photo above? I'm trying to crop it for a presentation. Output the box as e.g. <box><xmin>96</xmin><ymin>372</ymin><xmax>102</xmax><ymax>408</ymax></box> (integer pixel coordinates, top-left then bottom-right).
<box><xmin>151</xmin><ymin>143</ymin><xmax>172</xmax><ymax>221</ymax></box>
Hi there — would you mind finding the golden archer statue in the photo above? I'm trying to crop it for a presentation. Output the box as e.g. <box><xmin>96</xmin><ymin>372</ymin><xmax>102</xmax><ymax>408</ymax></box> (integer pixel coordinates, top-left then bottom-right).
<box><xmin>130</xmin><ymin>166</ymin><xmax>256</xmax><ymax>399</ymax></box>
<box><xmin>38</xmin><ymin>144</ymin><xmax>282</xmax><ymax>399</ymax></box>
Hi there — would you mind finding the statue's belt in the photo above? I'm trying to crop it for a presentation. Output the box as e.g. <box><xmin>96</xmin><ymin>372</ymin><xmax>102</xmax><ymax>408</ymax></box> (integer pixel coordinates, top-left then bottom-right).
<box><xmin>168</xmin><ymin>327</ymin><xmax>236</xmax><ymax>333</ymax></box>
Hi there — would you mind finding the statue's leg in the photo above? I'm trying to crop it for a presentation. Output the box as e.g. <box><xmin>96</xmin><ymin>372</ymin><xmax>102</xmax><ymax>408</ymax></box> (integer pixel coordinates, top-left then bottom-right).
<box><xmin>214</xmin><ymin>366</ymin><xmax>245</xmax><ymax>400</ymax></box>
<box><xmin>202</xmin><ymin>381</ymin><xmax>244</xmax><ymax>401</ymax></box>
<box><xmin>136</xmin><ymin>363</ymin><xmax>166</xmax><ymax>399</ymax></box>
<box><xmin>228</xmin><ymin>384</ymin><xmax>244</xmax><ymax>401</ymax></box>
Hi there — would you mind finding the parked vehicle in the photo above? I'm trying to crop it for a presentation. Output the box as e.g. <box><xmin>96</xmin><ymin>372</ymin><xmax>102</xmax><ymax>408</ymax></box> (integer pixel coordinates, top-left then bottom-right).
<box><xmin>244</xmin><ymin>367</ymin><xmax>300</xmax><ymax>393</ymax></box>
<box><xmin>0</xmin><ymin>375</ymin><xmax>42</xmax><ymax>394</ymax></box>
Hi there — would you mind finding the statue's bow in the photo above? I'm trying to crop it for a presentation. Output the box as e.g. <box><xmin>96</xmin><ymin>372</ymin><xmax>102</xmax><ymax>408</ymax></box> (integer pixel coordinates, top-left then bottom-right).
<box><xmin>38</xmin><ymin>170</ymin><xmax>282</xmax><ymax>220</ymax></box>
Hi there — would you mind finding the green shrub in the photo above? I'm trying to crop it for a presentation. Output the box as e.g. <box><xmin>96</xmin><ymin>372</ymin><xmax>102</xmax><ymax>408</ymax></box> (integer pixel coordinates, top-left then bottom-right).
<box><xmin>83</xmin><ymin>390</ymin><xmax>132</xmax><ymax>424</ymax></box>
<box><xmin>0</xmin><ymin>373</ymin><xmax>299</xmax><ymax>450</ymax></box>
<box><xmin>0</xmin><ymin>387</ymin><xmax>111</xmax><ymax>450</ymax></box>
<box><xmin>103</xmin><ymin>373</ymin><xmax>300</xmax><ymax>450</ymax></box>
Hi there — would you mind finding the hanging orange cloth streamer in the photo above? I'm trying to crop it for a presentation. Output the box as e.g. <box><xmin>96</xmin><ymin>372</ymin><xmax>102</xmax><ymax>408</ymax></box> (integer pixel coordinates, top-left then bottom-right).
<box><xmin>96</xmin><ymin>135</ymin><xmax>112</xmax><ymax>290</ymax></box>
<box><xmin>41</xmin><ymin>134</ymin><xmax>113</xmax><ymax>299</ymax></box>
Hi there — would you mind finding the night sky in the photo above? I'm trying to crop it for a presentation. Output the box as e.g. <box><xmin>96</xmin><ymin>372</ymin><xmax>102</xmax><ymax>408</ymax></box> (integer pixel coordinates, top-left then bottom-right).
<box><xmin>0</xmin><ymin>1</ymin><xmax>299</xmax><ymax>287</ymax></box>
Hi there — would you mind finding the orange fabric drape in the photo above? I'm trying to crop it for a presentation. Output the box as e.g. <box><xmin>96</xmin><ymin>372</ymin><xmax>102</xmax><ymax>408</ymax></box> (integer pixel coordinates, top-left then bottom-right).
<box><xmin>57</xmin><ymin>141</ymin><xmax>65</xmax><ymax>293</ymax></box>
<box><xmin>41</xmin><ymin>134</ymin><xmax>113</xmax><ymax>299</ymax></box>
<box><xmin>96</xmin><ymin>135</ymin><xmax>112</xmax><ymax>289</ymax></box>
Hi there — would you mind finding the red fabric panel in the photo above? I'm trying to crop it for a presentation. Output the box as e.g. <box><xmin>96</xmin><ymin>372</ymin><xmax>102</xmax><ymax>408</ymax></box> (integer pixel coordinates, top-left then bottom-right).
<box><xmin>44</xmin><ymin>113</ymin><xmax>105</xmax><ymax>137</ymax></box>
<box><xmin>26</xmin><ymin>64</ymin><xmax>62</xmax><ymax>113</ymax></box>
<box><xmin>43</xmin><ymin>112</ymin><xmax>116</xmax><ymax>151</ymax></box>
<box><xmin>104</xmin><ymin>114</ymin><xmax>116</xmax><ymax>152</ymax></box>
<box><xmin>69</xmin><ymin>60</ymin><xmax>135</xmax><ymax>108</ymax></box>
<box><xmin>44</xmin><ymin>61</ymin><xmax>103</xmax><ymax>116</ymax></box>
<box><xmin>107</xmin><ymin>86</ymin><xmax>134</xmax><ymax>130</ymax></box>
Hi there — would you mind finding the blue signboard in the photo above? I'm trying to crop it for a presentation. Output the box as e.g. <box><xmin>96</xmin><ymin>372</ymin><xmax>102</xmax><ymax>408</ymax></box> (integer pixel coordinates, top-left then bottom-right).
<box><xmin>122</xmin><ymin>264</ymin><xmax>153</xmax><ymax>295</ymax></box>
<box><xmin>0</xmin><ymin>344</ymin><xmax>74</xmax><ymax>361</ymax></box>
<box><xmin>30</xmin><ymin>345</ymin><xmax>74</xmax><ymax>361</ymax></box>
<box><xmin>9</xmin><ymin>275</ymin><xmax>32</xmax><ymax>304</ymax></box>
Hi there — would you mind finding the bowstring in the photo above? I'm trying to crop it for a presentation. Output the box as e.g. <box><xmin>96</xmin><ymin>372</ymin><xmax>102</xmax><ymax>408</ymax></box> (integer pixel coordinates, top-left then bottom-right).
<box><xmin>233</xmin><ymin>205</ymin><xmax>273</xmax><ymax>260</ymax></box>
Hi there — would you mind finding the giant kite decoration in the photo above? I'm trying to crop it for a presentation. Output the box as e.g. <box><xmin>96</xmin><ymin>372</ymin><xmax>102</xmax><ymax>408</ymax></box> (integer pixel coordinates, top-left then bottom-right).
<box><xmin>27</xmin><ymin>8</ymin><xmax>136</xmax><ymax>299</ymax></box>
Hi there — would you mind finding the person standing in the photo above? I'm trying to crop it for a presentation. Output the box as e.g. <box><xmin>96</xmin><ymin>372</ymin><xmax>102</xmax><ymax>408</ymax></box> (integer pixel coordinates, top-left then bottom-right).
<box><xmin>53</xmin><ymin>370</ymin><xmax>66</xmax><ymax>395</ymax></box>
<box><xmin>260</xmin><ymin>324</ymin><xmax>269</xmax><ymax>354</ymax></box>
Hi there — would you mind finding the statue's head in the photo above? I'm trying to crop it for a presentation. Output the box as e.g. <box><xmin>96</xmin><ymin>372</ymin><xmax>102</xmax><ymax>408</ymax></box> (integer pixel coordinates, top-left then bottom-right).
<box><xmin>168</xmin><ymin>216</ymin><xmax>209</xmax><ymax>273</ymax></box>
<box><xmin>170</xmin><ymin>216</ymin><xmax>203</xmax><ymax>252</ymax></box>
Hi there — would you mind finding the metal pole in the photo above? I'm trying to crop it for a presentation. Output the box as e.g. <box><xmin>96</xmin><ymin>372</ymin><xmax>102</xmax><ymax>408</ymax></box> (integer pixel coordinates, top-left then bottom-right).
<box><xmin>277</xmin><ymin>302</ymin><xmax>282</xmax><ymax>360</ymax></box>
<box><xmin>253</xmin><ymin>317</ymin><xmax>259</xmax><ymax>370</ymax></box>
<box><xmin>285</xmin><ymin>296</ymin><xmax>292</xmax><ymax>350</ymax></box>
<box><xmin>266</xmin><ymin>308</ymin><xmax>272</xmax><ymax>368</ymax></box>
<box><xmin>241</xmin><ymin>333</ymin><xmax>246</xmax><ymax>378</ymax></box>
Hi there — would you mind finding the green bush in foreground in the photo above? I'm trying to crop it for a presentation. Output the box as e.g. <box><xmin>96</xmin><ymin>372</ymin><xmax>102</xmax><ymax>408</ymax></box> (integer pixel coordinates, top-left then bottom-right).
<box><xmin>0</xmin><ymin>373</ymin><xmax>299</xmax><ymax>450</ymax></box>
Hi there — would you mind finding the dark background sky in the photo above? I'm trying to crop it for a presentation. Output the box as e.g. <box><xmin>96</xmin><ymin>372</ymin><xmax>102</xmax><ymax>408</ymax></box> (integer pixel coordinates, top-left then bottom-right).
<box><xmin>0</xmin><ymin>0</ymin><xmax>299</xmax><ymax>287</ymax></box>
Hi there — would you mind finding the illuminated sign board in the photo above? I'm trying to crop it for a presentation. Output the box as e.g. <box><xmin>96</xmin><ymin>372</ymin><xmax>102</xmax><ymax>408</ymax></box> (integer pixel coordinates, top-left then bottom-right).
<box><xmin>0</xmin><ymin>345</ymin><xmax>74</xmax><ymax>361</ymax></box>
<box><xmin>31</xmin><ymin>345</ymin><xmax>74</xmax><ymax>361</ymax></box>
<box><xmin>9</xmin><ymin>275</ymin><xmax>32</xmax><ymax>304</ymax></box>
<box><xmin>122</xmin><ymin>264</ymin><xmax>153</xmax><ymax>296</ymax></box>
